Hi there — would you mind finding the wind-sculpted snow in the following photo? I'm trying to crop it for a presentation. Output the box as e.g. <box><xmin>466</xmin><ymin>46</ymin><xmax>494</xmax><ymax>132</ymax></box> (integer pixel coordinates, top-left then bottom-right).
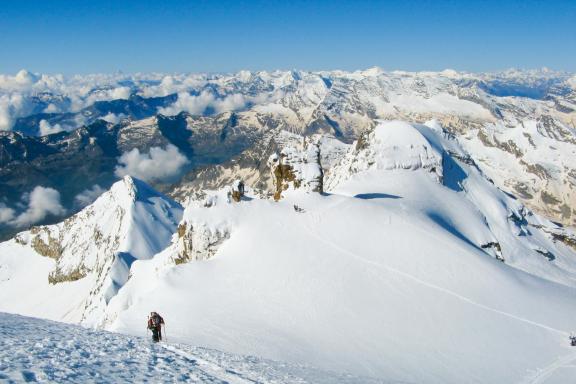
<box><xmin>0</xmin><ymin>312</ymin><xmax>384</xmax><ymax>384</ymax></box>
<box><xmin>104</xmin><ymin>180</ymin><xmax>576</xmax><ymax>383</ymax></box>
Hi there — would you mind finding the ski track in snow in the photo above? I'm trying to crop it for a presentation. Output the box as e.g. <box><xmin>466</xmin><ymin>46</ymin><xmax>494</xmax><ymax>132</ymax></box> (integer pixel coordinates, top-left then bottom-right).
<box><xmin>304</xmin><ymin>219</ymin><xmax>569</xmax><ymax>337</ymax></box>
<box><xmin>521</xmin><ymin>352</ymin><xmax>576</xmax><ymax>384</ymax></box>
<box><xmin>306</xmin><ymin>208</ymin><xmax>576</xmax><ymax>383</ymax></box>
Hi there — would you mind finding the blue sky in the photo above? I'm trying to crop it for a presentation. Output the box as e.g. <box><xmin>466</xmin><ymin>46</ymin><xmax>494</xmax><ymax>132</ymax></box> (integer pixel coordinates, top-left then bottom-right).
<box><xmin>0</xmin><ymin>0</ymin><xmax>574</xmax><ymax>74</ymax></box>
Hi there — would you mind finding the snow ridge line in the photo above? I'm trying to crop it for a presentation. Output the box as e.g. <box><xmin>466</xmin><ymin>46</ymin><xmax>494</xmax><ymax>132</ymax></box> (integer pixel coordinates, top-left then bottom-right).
<box><xmin>305</xmin><ymin>225</ymin><xmax>569</xmax><ymax>336</ymax></box>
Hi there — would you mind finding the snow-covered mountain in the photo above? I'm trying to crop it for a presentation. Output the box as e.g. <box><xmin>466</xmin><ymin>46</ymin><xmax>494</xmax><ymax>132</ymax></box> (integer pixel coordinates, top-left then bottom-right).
<box><xmin>0</xmin><ymin>176</ymin><xmax>182</xmax><ymax>325</ymax></box>
<box><xmin>2</xmin><ymin>120</ymin><xmax>576</xmax><ymax>383</ymax></box>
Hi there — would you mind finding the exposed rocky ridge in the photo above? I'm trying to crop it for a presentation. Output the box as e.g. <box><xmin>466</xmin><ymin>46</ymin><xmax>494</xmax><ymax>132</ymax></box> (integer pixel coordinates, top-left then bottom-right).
<box><xmin>166</xmin><ymin>131</ymin><xmax>347</xmax><ymax>205</ymax></box>
<box><xmin>268</xmin><ymin>137</ymin><xmax>324</xmax><ymax>200</ymax></box>
<box><xmin>173</xmin><ymin>220</ymin><xmax>230</xmax><ymax>265</ymax></box>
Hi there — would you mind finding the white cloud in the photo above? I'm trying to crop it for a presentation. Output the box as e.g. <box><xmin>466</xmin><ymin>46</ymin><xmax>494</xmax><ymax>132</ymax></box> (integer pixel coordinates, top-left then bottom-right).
<box><xmin>100</xmin><ymin>112</ymin><xmax>126</xmax><ymax>124</ymax></box>
<box><xmin>0</xmin><ymin>103</ymin><xmax>11</xmax><ymax>131</ymax></box>
<box><xmin>0</xmin><ymin>203</ymin><xmax>15</xmax><ymax>224</ymax></box>
<box><xmin>39</xmin><ymin>119</ymin><xmax>65</xmax><ymax>136</ymax></box>
<box><xmin>114</xmin><ymin>144</ymin><xmax>189</xmax><ymax>183</ymax></box>
<box><xmin>74</xmin><ymin>184</ymin><xmax>105</xmax><ymax>207</ymax></box>
<box><xmin>0</xmin><ymin>93</ymin><xmax>30</xmax><ymax>131</ymax></box>
<box><xmin>10</xmin><ymin>186</ymin><xmax>65</xmax><ymax>227</ymax></box>
<box><xmin>111</xmin><ymin>86</ymin><xmax>131</xmax><ymax>100</ymax></box>
<box><xmin>568</xmin><ymin>75</ymin><xmax>576</xmax><ymax>90</ymax></box>
<box><xmin>158</xmin><ymin>90</ymin><xmax>253</xmax><ymax>116</ymax></box>
<box><xmin>0</xmin><ymin>70</ymin><xmax>39</xmax><ymax>90</ymax></box>
<box><xmin>0</xmin><ymin>69</ymin><xmax>288</xmax><ymax>132</ymax></box>
<box><xmin>43</xmin><ymin>103</ymin><xmax>60</xmax><ymax>113</ymax></box>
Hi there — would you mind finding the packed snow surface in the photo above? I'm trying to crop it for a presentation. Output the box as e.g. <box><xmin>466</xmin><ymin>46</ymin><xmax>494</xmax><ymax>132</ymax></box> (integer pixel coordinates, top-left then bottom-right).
<box><xmin>0</xmin><ymin>312</ymin><xmax>383</xmax><ymax>383</ymax></box>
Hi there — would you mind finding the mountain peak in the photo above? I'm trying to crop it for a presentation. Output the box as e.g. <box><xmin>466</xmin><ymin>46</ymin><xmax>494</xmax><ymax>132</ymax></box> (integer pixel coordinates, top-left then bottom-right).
<box><xmin>108</xmin><ymin>176</ymin><xmax>166</xmax><ymax>205</ymax></box>
<box><xmin>4</xmin><ymin>177</ymin><xmax>183</xmax><ymax>325</ymax></box>
<box><xmin>326</xmin><ymin>121</ymin><xmax>443</xmax><ymax>190</ymax></box>
<box><xmin>116</xmin><ymin>175</ymin><xmax>138</xmax><ymax>201</ymax></box>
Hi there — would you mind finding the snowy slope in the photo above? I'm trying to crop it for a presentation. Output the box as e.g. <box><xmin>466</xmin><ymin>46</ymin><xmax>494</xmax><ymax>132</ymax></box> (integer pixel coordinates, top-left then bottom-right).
<box><xmin>87</xmin><ymin>122</ymin><xmax>576</xmax><ymax>383</ymax></box>
<box><xmin>0</xmin><ymin>176</ymin><xmax>182</xmax><ymax>325</ymax></box>
<box><xmin>0</xmin><ymin>312</ymin><xmax>384</xmax><ymax>384</ymax></box>
<box><xmin>106</xmin><ymin>189</ymin><xmax>576</xmax><ymax>383</ymax></box>
<box><xmin>3</xmin><ymin>121</ymin><xmax>576</xmax><ymax>383</ymax></box>
<box><xmin>327</xmin><ymin>121</ymin><xmax>576</xmax><ymax>287</ymax></box>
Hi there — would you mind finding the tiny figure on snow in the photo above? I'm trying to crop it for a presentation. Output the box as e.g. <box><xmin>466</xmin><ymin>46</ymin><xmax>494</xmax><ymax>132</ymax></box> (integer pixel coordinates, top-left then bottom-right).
<box><xmin>148</xmin><ymin>311</ymin><xmax>165</xmax><ymax>342</ymax></box>
<box><xmin>570</xmin><ymin>334</ymin><xmax>576</xmax><ymax>347</ymax></box>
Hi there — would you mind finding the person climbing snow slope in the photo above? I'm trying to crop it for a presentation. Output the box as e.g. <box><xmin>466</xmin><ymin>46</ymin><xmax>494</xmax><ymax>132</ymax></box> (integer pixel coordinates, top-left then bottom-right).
<box><xmin>148</xmin><ymin>311</ymin><xmax>165</xmax><ymax>342</ymax></box>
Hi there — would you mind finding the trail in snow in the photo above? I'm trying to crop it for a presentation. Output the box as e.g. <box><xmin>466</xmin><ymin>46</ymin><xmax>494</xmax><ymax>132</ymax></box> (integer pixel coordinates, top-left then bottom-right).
<box><xmin>522</xmin><ymin>353</ymin><xmax>576</xmax><ymax>384</ymax></box>
<box><xmin>305</xmin><ymin>220</ymin><xmax>569</xmax><ymax>337</ymax></box>
<box><xmin>162</xmin><ymin>344</ymin><xmax>258</xmax><ymax>384</ymax></box>
<box><xmin>0</xmin><ymin>312</ymin><xmax>389</xmax><ymax>384</ymax></box>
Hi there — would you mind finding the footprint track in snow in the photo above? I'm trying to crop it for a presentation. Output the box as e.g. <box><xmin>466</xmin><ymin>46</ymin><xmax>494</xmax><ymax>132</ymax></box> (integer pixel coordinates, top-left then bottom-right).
<box><xmin>305</xmin><ymin>224</ymin><xmax>569</xmax><ymax>336</ymax></box>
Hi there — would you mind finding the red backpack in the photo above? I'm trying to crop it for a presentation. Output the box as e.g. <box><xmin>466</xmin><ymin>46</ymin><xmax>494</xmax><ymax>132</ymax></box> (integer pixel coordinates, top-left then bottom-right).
<box><xmin>149</xmin><ymin>313</ymin><xmax>163</xmax><ymax>328</ymax></box>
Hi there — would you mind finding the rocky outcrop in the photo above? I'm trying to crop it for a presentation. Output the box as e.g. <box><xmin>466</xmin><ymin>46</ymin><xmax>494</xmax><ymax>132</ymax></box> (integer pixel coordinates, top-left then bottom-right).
<box><xmin>173</xmin><ymin>221</ymin><xmax>230</xmax><ymax>264</ymax></box>
<box><xmin>29</xmin><ymin>227</ymin><xmax>62</xmax><ymax>259</ymax></box>
<box><xmin>268</xmin><ymin>138</ymin><xmax>324</xmax><ymax>200</ymax></box>
<box><xmin>480</xmin><ymin>242</ymin><xmax>504</xmax><ymax>262</ymax></box>
<box><xmin>48</xmin><ymin>266</ymin><xmax>88</xmax><ymax>284</ymax></box>
<box><xmin>229</xmin><ymin>180</ymin><xmax>245</xmax><ymax>203</ymax></box>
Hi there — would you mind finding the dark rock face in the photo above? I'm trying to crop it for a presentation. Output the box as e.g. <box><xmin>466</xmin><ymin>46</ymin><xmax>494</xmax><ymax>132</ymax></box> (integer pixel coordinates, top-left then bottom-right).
<box><xmin>480</xmin><ymin>242</ymin><xmax>504</xmax><ymax>262</ymax></box>
<box><xmin>165</xmin><ymin>131</ymin><xmax>282</xmax><ymax>203</ymax></box>
<box><xmin>12</xmin><ymin>94</ymin><xmax>179</xmax><ymax>136</ymax></box>
<box><xmin>230</xmin><ymin>180</ymin><xmax>245</xmax><ymax>203</ymax></box>
<box><xmin>268</xmin><ymin>139</ymin><xmax>324</xmax><ymax>201</ymax></box>
<box><xmin>0</xmin><ymin>111</ymin><xmax>266</xmax><ymax>240</ymax></box>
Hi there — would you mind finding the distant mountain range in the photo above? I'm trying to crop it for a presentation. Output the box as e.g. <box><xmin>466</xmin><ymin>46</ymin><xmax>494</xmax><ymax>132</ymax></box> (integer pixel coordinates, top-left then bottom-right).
<box><xmin>1</xmin><ymin>68</ymin><xmax>575</xmax><ymax>240</ymax></box>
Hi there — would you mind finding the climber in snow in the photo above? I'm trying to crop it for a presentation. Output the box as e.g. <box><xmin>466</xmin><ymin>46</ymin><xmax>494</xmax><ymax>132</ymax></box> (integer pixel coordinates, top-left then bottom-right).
<box><xmin>148</xmin><ymin>311</ymin><xmax>165</xmax><ymax>342</ymax></box>
<box><xmin>570</xmin><ymin>334</ymin><xmax>576</xmax><ymax>347</ymax></box>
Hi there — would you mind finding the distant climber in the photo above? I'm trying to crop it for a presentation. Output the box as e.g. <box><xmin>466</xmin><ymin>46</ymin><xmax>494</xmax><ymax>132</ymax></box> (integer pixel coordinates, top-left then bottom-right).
<box><xmin>571</xmin><ymin>334</ymin><xmax>576</xmax><ymax>347</ymax></box>
<box><xmin>148</xmin><ymin>311</ymin><xmax>165</xmax><ymax>342</ymax></box>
